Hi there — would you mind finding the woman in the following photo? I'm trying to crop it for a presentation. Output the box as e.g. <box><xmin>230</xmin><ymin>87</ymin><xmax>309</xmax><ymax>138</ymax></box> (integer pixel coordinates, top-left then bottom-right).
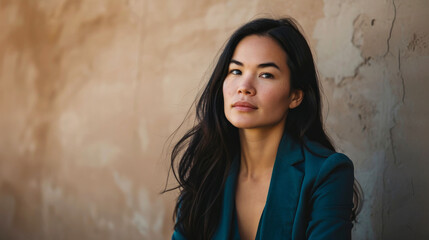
<box><xmin>164</xmin><ymin>17</ymin><xmax>362</xmax><ymax>240</ymax></box>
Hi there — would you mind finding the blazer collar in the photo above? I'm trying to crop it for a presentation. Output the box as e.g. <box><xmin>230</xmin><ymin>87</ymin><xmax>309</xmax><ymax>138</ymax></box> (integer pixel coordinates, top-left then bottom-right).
<box><xmin>213</xmin><ymin>132</ymin><xmax>305</xmax><ymax>240</ymax></box>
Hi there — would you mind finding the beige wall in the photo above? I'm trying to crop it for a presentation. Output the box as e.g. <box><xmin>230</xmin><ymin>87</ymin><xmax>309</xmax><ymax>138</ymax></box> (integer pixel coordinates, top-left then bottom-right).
<box><xmin>0</xmin><ymin>0</ymin><xmax>428</xmax><ymax>239</ymax></box>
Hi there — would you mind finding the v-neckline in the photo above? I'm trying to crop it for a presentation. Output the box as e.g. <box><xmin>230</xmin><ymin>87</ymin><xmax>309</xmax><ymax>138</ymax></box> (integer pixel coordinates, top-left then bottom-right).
<box><xmin>214</xmin><ymin>132</ymin><xmax>306</xmax><ymax>240</ymax></box>
<box><xmin>232</xmin><ymin>197</ymin><xmax>266</xmax><ymax>240</ymax></box>
<box><xmin>233</xmin><ymin>159</ymin><xmax>272</xmax><ymax>240</ymax></box>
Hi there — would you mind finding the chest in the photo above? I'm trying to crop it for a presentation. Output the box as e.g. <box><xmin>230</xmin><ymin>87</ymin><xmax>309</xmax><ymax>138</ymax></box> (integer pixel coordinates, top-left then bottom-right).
<box><xmin>235</xmin><ymin>176</ymin><xmax>271</xmax><ymax>240</ymax></box>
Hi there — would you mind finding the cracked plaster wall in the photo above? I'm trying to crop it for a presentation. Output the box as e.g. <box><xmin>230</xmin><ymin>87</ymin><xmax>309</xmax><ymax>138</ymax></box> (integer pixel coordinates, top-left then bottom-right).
<box><xmin>0</xmin><ymin>0</ymin><xmax>428</xmax><ymax>239</ymax></box>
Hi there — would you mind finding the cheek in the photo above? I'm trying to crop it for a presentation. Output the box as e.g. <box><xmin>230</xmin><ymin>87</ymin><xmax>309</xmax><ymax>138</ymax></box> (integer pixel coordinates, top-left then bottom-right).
<box><xmin>222</xmin><ymin>81</ymin><xmax>229</xmax><ymax>112</ymax></box>
<box><xmin>222</xmin><ymin>81</ymin><xmax>232</xmax><ymax>121</ymax></box>
<box><xmin>263</xmin><ymin>88</ymin><xmax>291</xmax><ymax>112</ymax></box>
<box><xmin>222</xmin><ymin>79</ymin><xmax>233</xmax><ymax>102</ymax></box>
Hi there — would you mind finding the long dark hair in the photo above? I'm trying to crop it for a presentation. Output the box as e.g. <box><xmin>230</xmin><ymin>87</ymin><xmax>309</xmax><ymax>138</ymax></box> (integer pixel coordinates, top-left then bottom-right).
<box><xmin>163</xmin><ymin>17</ymin><xmax>363</xmax><ymax>239</ymax></box>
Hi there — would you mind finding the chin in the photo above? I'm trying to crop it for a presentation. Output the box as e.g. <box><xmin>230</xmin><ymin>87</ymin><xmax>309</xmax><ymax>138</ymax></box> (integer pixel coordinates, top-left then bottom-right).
<box><xmin>231</xmin><ymin>123</ymin><xmax>257</xmax><ymax>129</ymax></box>
<box><xmin>228</xmin><ymin>119</ymin><xmax>261</xmax><ymax>129</ymax></box>
<box><xmin>227</xmin><ymin>116</ymin><xmax>286</xmax><ymax>130</ymax></box>
<box><xmin>226</xmin><ymin>114</ymin><xmax>264</xmax><ymax>129</ymax></box>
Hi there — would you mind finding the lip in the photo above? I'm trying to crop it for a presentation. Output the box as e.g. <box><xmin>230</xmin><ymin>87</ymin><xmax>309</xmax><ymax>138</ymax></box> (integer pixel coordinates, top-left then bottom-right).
<box><xmin>232</xmin><ymin>101</ymin><xmax>258</xmax><ymax>111</ymax></box>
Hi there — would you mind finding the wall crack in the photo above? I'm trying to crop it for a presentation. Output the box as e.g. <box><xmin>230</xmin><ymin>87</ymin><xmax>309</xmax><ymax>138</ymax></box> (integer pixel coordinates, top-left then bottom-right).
<box><xmin>398</xmin><ymin>50</ymin><xmax>406</xmax><ymax>103</ymax></box>
<box><xmin>384</xmin><ymin>0</ymin><xmax>397</xmax><ymax>57</ymax></box>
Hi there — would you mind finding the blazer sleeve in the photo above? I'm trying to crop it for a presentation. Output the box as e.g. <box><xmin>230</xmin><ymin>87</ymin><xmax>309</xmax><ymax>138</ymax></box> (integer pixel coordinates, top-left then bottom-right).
<box><xmin>171</xmin><ymin>200</ymin><xmax>188</xmax><ymax>240</ymax></box>
<box><xmin>306</xmin><ymin>153</ymin><xmax>355</xmax><ymax>240</ymax></box>
<box><xmin>172</xmin><ymin>229</ymin><xmax>187</xmax><ymax>240</ymax></box>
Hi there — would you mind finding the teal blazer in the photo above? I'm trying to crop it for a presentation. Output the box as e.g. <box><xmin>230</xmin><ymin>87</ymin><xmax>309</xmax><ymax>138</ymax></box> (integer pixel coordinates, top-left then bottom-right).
<box><xmin>172</xmin><ymin>132</ymin><xmax>354</xmax><ymax>240</ymax></box>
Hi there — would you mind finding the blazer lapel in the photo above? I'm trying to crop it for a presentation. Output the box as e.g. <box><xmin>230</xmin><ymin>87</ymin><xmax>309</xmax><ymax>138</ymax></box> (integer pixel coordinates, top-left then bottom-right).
<box><xmin>257</xmin><ymin>132</ymin><xmax>305</xmax><ymax>240</ymax></box>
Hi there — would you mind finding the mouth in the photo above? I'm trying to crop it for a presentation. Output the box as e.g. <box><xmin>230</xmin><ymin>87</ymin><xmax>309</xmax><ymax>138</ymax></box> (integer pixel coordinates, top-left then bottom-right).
<box><xmin>232</xmin><ymin>101</ymin><xmax>258</xmax><ymax>111</ymax></box>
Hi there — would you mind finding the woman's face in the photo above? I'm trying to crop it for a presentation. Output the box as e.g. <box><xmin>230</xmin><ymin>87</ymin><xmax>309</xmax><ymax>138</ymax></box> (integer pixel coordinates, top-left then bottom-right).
<box><xmin>223</xmin><ymin>35</ymin><xmax>300</xmax><ymax>130</ymax></box>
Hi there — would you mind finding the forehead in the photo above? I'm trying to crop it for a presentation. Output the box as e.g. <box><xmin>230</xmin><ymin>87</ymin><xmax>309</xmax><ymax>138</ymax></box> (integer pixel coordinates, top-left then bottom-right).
<box><xmin>231</xmin><ymin>35</ymin><xmax>287</xmax><ymax>66</ymax></box>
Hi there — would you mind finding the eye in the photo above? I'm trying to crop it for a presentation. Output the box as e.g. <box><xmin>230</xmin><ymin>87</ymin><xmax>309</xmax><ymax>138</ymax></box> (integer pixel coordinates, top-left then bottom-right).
<box><xmin>229</xmin><ymin>69</ymin><xmax>242</xmax><ymax>75</ymax></box>
<box><xmin>259</xmin><ymin>72</ymin><xmax>274</xmax><ymax>79</ymax></box>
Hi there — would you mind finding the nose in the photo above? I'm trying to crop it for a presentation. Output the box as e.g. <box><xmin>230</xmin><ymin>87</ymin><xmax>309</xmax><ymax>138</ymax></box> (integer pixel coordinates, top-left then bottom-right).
<box><xmin>237</xmin><ymin>76</ymin><xmax>256</xmax><ymax>96</ymax></box>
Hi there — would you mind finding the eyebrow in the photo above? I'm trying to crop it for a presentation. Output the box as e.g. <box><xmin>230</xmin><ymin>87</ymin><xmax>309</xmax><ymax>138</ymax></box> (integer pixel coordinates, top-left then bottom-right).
<box><xmin>230</xmin><ymin>59</ymin><xmax>280</xmax><ymax>70</ymax></box>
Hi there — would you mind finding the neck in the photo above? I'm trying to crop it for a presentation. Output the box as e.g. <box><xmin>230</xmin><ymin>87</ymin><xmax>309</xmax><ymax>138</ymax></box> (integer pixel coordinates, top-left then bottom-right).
<box><xmin>238</xmin><ymin>123</ymin><xmax>285</xmax><ymax>180</ymax></box>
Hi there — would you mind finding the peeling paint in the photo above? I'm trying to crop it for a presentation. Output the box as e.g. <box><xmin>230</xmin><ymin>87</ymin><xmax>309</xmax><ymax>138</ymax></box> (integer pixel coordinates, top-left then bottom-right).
<box><xmin>314</xmin><ymin>0</ymin><xmax>364</xmax><ymax>83</ymax></box>
<box><xmin>407</xmin><ymin>32</ymin><xmax>428</xmax><ymax>53</ymax></box>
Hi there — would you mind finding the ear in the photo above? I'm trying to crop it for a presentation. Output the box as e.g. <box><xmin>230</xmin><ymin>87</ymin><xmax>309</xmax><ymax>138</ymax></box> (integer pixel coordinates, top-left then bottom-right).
<box><xmin>288</xmin><ymin>89</ymin><xmax>304</xmax><ymax>109</ymax></box>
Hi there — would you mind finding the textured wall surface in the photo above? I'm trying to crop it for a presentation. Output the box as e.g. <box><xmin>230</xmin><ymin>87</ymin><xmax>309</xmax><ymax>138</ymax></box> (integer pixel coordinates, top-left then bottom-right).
<box><xmin>0</xmin><ymin>0</ymin><xmax>428</xmax><ymax>239</ymax></box>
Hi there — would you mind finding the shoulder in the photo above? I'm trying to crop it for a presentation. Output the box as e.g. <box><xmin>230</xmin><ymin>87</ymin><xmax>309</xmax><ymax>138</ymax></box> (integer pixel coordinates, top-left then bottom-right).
<box><xmin>298</xmin><ymin>140</ymin><xmax>355</xmax><ymax>239</ymax></box>
<box><xmin>301</xmin><ymin>138</ymin><xmax>354</xmax><ymax>185</ymax></box>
